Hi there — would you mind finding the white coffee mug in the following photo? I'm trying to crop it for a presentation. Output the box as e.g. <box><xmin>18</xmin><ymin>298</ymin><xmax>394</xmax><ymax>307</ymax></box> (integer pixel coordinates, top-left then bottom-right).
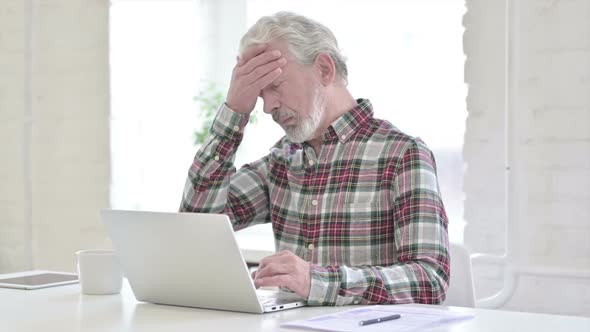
<box><xmin>76</xmin><ymin>249</ymin><xmax>123</xmax><ymax>295</ymax></box>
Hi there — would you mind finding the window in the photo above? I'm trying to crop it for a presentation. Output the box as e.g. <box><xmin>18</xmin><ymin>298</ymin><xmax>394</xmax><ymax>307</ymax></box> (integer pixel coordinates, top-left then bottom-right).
<box><xmin>110</xmin><ymin>0</ymin><xmax>466</xmax><ymax>251</ymax></box>
<box><xmin>110</xmin><ymin>0</ymin><xmax>203</xmax><ymax>212</ymax></box>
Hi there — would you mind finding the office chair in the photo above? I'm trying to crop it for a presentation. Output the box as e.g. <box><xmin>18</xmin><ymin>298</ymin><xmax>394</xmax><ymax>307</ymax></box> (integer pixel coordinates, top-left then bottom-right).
<box><xmin>443</xmin><ymin>242</ymin><xmax>476</xmax><ymax>307</ymax></box>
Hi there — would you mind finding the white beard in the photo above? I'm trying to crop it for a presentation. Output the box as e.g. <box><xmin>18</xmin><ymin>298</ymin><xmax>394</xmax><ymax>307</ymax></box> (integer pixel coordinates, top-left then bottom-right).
<box><xmin>274</xmin><ymin>88</ymin><xmax>326</xmax><ymax>143</ymax></box>
<box><xmin>283</xmin><ymin>105</ymin><xmax>322</xmax><ymax>143</ymax></box>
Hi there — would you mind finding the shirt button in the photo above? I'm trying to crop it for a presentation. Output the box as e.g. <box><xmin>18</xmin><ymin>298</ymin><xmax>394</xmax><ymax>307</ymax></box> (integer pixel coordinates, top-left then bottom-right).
<box><xmin>309</xmin><ymin>159</ymin><xmax>315</xmax><ymax>166</ymax></box>
<box><xmin>311</xmin><ymin>199</ymin><xmax>318</xmax><ymax>206</ymax></box>
<box><xmin>308</xmin><ymin>243</ymin><xmax>314</xmax><ymax>250</ymax></box>
<box><xmin>214</xmin><ymin>155</ymin><xmax>220</xmax><ymax>161</ymax></box>
<box><xmin>233</xmin><ymin>125</ymin><xmax>240</xmax><ymax>131</ymax></box>
<box><xmin>341</xmin><ymin>135</ymin><xmax>347</xmax><ymax>140</ymax></box>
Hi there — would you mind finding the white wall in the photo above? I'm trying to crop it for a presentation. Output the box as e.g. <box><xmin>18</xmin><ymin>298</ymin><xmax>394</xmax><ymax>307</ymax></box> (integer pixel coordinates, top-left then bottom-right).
<box><xmin>0</xmin><ymin>0</ymin><xmax>110</xmax><ymax>273</ymax></box>
<box><xmin>464</xmin><ymin>0</ymin><xmax>590</xmax><ymax>316</ymax></box>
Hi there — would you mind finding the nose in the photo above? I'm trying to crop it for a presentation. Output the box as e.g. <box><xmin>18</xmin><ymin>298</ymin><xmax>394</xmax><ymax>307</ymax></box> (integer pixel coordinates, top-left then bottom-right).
<box><xmin>264</xmin><ymin>106</ymin><xmax>279</xmax><ymax>115</ymax></box>
<box><xmin>260</xmin><ymin>90</ymin><xmax>280</xmax><ymax>114</ymax></box>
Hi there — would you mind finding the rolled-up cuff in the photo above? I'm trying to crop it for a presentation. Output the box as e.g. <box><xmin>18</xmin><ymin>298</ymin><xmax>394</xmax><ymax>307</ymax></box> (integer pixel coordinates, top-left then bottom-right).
<box><xmin>307</xmin><ymin>265</ymin><xmax>342</xmax><ymax>306</ymax></box>
<box><xmin>210</xmin><ymin>103</ymin><xmax>249</xmax><ymax>140</ymax></box>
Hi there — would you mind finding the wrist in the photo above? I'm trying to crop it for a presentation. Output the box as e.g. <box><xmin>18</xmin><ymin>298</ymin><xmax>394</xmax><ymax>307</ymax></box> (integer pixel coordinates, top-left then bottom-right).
<box><xmin>224</xmin><ymin>101</ymin><xmax>250</xmax><ymax>115</ymax></box>
<box><xmin>210</xmin><ymin>103</ymin><xmax>249</xmax><ymax>140</ymax></box>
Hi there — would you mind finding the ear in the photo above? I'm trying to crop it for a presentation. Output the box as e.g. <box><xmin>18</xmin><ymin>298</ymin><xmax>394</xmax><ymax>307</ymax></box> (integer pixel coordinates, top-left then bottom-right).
<box><xmin>313</xmin><ymin>53</ymin><xmax>336</xmax><ymax>86</ymax></box>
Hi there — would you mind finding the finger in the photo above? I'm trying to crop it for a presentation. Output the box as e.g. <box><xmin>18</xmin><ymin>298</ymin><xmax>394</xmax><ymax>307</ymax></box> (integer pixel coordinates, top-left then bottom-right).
<box><xmin>255</xmin><ymin>252</ymin><xmax>301</xmax><ymax>279</ymax></box>
<box><xmin>258</xmin><ymin>250</ymin><xmax>296</xmax><ymax>270</ymax></box>
<box><xmin>250</xmin><ymin>266</ymin><xmax>259</xmax><ymax>279</ymax></box>
<box><xmin>252</xmin><ymin>67</ymin><xmax>282</xmax><ymax>91</ymax></box>
<box><xmin>258</xmin><ymin>252</ymin><xmax>281</xmax><ymax>268</ymax></box>
<box><xmin>276</xmin><ymin>250</ymin><xmax>294</xmax><ymax>257</ymax></box>
<box><xmin>238</xmin><ymin>50</ymin><xmax>282</xmax><ymax>76</ymax></box>
<box><xmin>255</xmin><ymin>262</ymin><xmax>292</xmax><ymax>279</ymax></box>
<box><xmin>254</xmin><ymin>274</ymin><xmax>294</xmax><ymax>290</ymax></box>
<box><xmin>238</xmin><ymin>44</ymin><xmax>267</xmax><ymax>65</ymax></box>
<box><xmin>244</xmin><ymin>57</ymin><xmax>286</xmax><ymax>85</ymax></box>
<box><xmin>238</xmin><ymin>43</ymin><xmax>268</xmax><ymax>66</ymax></box>
<box><xmin>257</xmin><ymin>250</ymin><xmax>296</xmax><ymax>268</ymax></box>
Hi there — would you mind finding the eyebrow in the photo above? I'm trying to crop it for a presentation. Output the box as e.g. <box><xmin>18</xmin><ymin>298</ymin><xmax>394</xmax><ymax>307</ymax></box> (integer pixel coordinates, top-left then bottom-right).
<box><xmin>259</xmin><ymin>80</ymin><xmax>284</xmax><ymax>97</ymax></box>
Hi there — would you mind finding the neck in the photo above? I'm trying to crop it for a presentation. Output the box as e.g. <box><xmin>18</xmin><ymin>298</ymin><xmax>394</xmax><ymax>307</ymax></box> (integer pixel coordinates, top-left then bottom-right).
<box><xmin>306</xmin><ymin>87</ymin><xmax>357</xmax><ymax>155</ymax></box>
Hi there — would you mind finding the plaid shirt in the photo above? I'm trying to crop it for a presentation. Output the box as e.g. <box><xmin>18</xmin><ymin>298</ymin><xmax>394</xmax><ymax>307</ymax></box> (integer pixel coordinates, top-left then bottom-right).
<box><xmin>180</xmin><ymin>99</ymin><xmax>450</xmax><ymax>306</ymax></box>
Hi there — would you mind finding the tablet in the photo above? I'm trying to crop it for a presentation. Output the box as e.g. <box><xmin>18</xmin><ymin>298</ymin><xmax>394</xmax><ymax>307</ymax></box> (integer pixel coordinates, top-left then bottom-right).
<box><xmin>0</xmin><ymin>270</ymin><xmax>78</xmax><ymax>290</ymax></box>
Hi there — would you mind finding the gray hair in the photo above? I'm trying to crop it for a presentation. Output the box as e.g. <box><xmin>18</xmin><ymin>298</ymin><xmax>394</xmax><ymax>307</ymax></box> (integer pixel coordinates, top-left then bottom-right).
<box><xmin>239</xmin><ymin>12</ymin><xmax>348</xmax><ymax>84</ymax></box>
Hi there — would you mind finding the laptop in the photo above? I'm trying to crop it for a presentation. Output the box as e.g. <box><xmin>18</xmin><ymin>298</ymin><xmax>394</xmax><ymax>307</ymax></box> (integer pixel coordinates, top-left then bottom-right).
<box><xmin>101</xmin><ymin>209</ymin><xmax>307</xmax><ymax>314</ymax></box>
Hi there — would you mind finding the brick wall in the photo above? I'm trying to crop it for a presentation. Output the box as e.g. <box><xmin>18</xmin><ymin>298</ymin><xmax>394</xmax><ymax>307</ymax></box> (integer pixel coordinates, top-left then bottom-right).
<box><xmin>0</xmin><ymin>0</ymin><xmax>29</xmax><ymax>272</ymax></box>
<box><xmin>464</xmin><ymin>0</ymin><xmax>590</xmax><ymax>316</ymax></box>
<box><xmin>0</xmin><ymin>0</ymin><xmax>110</xmax><ymax>273</ymax></box>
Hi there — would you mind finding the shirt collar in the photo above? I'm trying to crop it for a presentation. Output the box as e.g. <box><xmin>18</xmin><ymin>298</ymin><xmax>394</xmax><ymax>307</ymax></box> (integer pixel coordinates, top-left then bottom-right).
<box><xmin>325</xmin><ymin>98</ymin><xmax>373</xmax><ymax>143</ymax></box>
<box><xmin>282</xmin><ymin>98</ymin><xmax>374</xmax><ymax>150</ymax></box>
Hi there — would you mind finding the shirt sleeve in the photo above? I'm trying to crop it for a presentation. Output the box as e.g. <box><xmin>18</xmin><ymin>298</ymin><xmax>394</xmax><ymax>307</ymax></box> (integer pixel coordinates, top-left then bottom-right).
<box><xmin>307</xmin><ymin>140</ymin><xmax>450</xmax><ymax>305</ymax></box>
<box><xmin>179</xmin><ymin>103</ymin><xmax>271</xmax><ymax>230</ymax></box>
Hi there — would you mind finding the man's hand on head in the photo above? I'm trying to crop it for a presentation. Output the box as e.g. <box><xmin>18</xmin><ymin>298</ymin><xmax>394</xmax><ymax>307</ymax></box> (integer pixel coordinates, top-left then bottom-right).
<box><xmin>252</xmin><ymin>250</ymin><xmax>311</xmax><ymax>299</ymax></box>
<box><xmin>226</xmin><ymin>44</ymin><xmax>287</xmax><ymax>115</ymax></box>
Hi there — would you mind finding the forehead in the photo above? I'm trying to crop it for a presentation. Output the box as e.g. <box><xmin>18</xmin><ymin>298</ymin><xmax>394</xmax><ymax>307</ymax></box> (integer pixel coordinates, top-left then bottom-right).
<box><xmin>267</xmin><ymin>39</ymin><xmax>294</xmax><ymax>60</ymax></box>
<box><xmin>267</xmin><ymin>39</ymin><xmax>309</xmax><ymax>79</ymax></box>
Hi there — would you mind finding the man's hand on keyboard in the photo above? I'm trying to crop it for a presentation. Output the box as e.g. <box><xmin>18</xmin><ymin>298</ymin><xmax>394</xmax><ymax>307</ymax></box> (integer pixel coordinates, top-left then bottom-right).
<box><xmin>252</xmin><ymin>250</ymin><xmax>311</xmax><ymax>299</ymax></box>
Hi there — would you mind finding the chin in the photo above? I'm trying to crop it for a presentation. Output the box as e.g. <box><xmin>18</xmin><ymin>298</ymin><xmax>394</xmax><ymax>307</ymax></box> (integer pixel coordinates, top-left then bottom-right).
<box><xmin>286</xmin><ymin>135</ymin><xmax>305</xmax><ymax>143</ymax></box>
<box><xmin>285</xmin><ymin>132</ymin><xmax>306</xmax><ymax>143</ymax></box>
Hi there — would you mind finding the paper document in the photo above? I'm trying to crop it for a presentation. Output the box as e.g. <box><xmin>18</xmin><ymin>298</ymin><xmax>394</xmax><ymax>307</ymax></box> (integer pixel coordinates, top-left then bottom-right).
<box><xmin>281</xmin><ymin>305</ymin><xmax>474</xmax><ymax>332</ymax></box>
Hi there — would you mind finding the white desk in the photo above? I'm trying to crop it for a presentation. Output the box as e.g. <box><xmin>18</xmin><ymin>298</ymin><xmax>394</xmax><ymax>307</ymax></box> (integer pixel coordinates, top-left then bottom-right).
<box><xmin>2</xmin><ymin>279</ymin><xmax>589</xmax><ymax>332</ymax></box>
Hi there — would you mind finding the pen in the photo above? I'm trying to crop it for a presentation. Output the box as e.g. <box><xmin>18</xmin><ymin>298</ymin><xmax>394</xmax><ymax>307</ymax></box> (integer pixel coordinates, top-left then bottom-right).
<box><xmin>359</xmin><ymin>313</ymin><xmax>401</xmax><ymax>326</ymax></box>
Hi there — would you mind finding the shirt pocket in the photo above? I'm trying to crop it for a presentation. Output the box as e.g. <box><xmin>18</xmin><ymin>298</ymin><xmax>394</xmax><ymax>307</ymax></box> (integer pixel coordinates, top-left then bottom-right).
<box><xmin>342</xmin><ymin>201</ymin><xmax>381</xmax><ymax>241</ymax></box>
<box><xmin>321</xmin><ymin>201</ymin><xmax>385</xmax><ymax>266</ymax></box>
<box><xmin>344</xmin><ymin>202</ymin><xmax>376</xmax><ymax>220</ymax></box>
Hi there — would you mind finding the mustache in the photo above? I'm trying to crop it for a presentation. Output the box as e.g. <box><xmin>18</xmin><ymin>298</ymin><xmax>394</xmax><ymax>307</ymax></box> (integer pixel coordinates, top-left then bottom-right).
<box><xmin>272</xmin><ymin>109</ymin><xmax>296</xmax><ymax>123</ymax></box>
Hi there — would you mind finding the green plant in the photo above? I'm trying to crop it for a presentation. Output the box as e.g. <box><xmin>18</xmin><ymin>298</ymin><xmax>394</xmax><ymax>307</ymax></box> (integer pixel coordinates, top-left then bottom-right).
<box><xmin>193</xmin><ymin>82</ymin><xmax>258</xmax><ymax>146</ymax></box>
